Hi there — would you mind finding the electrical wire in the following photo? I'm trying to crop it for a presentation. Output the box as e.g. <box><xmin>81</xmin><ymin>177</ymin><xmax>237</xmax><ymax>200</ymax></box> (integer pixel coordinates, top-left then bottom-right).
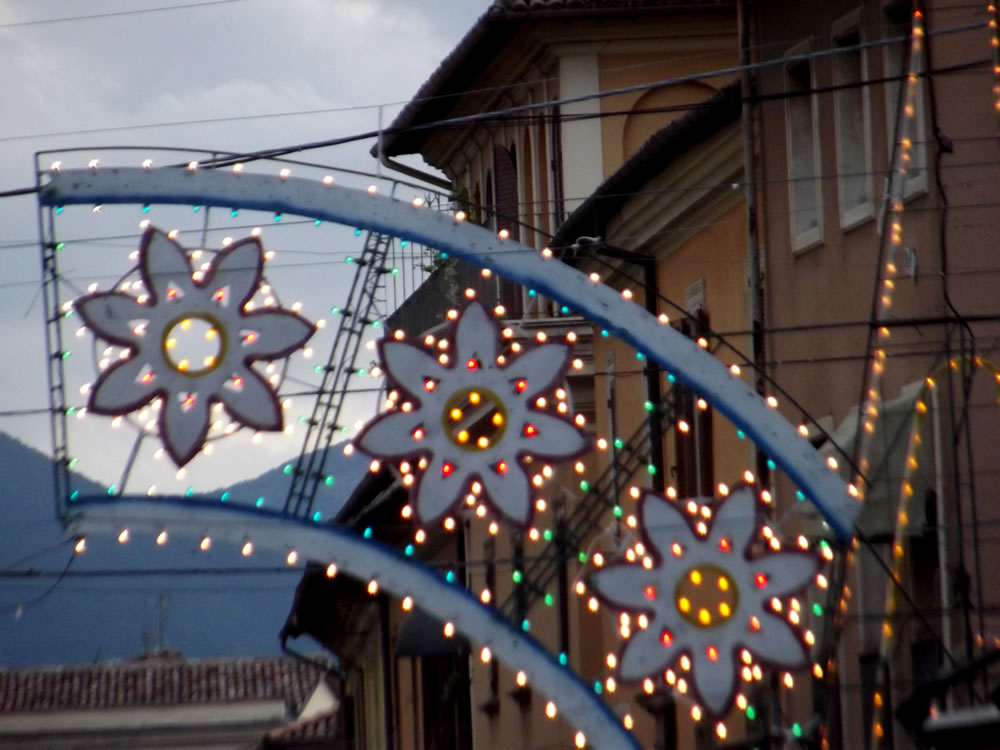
<box><xmin>0</xmin><ymin>0</ymin><xmax>245</xmax><ymax>29</ymax></box>
<box><xmin>5</xmin><ymin>141</ymin><xmax>997</xmax><ymax>251</ymax></box>
<box><xmin>193</xmin><ymin>20</ymin><xmax>992</xmax><ymax>170</ymax></box>
<box><xmin>0</xmin><ymin>566</ymin><xmax>301</xmax><ymax>579</ymax></box>
<box><xmin>0</xmin><ymin>538</ymin><xmax>76</xmax><ymax>572</ymax></box>
<box><xmin>0</xmin><ymin>19</ymin><xmax>985</xmax><ymax>163</ymax></box>
<box><xmin>1</xmin><ymin>7</ymin><xmax>995</xmax><ymax>652</ymax></box>
<box><xmin>0</xmin><ymin>549</ymin><xmax>76</xmax><ymax>615</ymax></box>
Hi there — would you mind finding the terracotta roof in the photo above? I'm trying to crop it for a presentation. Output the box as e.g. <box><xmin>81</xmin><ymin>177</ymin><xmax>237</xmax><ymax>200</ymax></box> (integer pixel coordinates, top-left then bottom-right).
<box><xmin>377</xmin><ymin>0</ymin><xmax>733</xmax><ymax>158</ymax></box>
<box><xmin>266</xmin><ymin>711</ymin><xmax>340</xmax><ymax>742</ymax></box>
<box><xmin>552</xmin><ymin>81</ymin><xmax>741</xmax><ymax>248</ymax></box>
<box><xmin>492</xmin><ymin>0</ymin><xmax>726</xmax><ymax>9</ymax></box>
<box><xmin>0</xmin><ymin>656</ymin><xmax>321</xmax><ymax>714</ymax></box>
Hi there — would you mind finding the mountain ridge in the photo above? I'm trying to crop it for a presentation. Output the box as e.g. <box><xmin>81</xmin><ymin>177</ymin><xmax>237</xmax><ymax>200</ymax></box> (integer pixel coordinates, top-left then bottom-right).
<box><xmin>0</xmin><ymin>432</ymin><xmax>364</xmax><ymax>667</ymax></box>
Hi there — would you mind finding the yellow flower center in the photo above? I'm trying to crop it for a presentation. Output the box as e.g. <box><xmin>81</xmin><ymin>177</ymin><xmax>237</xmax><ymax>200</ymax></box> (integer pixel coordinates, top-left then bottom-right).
<box><xmin>674</xmin><ymin>563</ymin><xmax>739</xmax><ymax>629</ymax></box>
<box><xmin>162</xmin><ymin>313</ymin><xmax>226</xmax><ymax>376</ymax></box>
<box><xmin>442</xmin><ymin>387</ymin><xmax>507</xmax><ymax>451</ymax></box>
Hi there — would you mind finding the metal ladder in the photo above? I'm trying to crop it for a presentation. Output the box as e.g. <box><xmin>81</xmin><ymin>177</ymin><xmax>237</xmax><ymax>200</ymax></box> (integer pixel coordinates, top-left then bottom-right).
<box><xmin>284</xmin><ymin>230</ymin><xmax>395</xmax><ymax>519</ymax></box>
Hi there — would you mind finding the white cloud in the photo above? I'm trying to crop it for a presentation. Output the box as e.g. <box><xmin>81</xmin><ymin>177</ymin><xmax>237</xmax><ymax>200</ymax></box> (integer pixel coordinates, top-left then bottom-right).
<box><xmin>0</xmin><ymin>0</ymin><xmax>487</xmax><ymax>476</ymax></box>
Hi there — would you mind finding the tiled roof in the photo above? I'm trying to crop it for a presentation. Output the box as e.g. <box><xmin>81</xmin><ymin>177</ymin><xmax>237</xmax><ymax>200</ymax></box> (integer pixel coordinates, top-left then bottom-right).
<box><xmin>0</xmin><ymin>656</ymin><xmax>320</xmax><ymax>714</ymax></box>
<box><xmin>492</xmin><ymin>0</ymin><xmax>727</xmax><ymax>10</ymax></box>
<box><xmin>267</xmin><ymin>711</ymin><xmax>339</xmax><ymax>742</ymax></box>
<box><xmin>377</xmin><ymin>0</ymin><xmax>732</xmax><ymax>158</ymax></box>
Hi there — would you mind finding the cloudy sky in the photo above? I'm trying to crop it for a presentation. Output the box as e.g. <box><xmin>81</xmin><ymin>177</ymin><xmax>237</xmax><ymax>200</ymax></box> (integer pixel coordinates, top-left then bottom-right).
<box><xmin>0</xmin><ymin>0</ymin><xmax>494</xmax><ymax>661</ymax></box>
<box><xmin>0</xmin><ymin>0</ymin><xmax>490</xmax><ymax>490</ymax></box>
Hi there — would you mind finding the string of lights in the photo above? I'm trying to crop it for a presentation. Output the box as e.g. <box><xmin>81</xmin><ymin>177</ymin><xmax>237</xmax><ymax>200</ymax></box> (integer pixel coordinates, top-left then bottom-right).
<box><xmin>3</xmin><ymin>9</ymin><xmax>995</xmax><ymax>743</ymax></box>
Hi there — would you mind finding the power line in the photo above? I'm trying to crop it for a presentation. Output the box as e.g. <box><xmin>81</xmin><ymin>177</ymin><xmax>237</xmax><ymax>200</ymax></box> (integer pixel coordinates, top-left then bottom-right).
<box><xmin>0</xmin><ymin>566</ymin><xmax>301</xmax><ymax>579</ymax></box>
<box><xmin>4</xmin><ymin>149</ymin><xmax>998</xmax><ymax>252</ymax></box>
<box><xmin>195</xmin><ymin>19</ymin><xmax>989</xmax><ymax>169</ymax></box>
<box><xmin>0</xmin><ymin>550</ymin><xmax>75</xmax><ymax>615</ymax></box>
<box><xmin>0</xmin><ymin>19</ymin><xmax>985</xmax><ymax>157</ymax></box>
<box><xmin>0</xmin><ymin>0</ymin><xmax>244</xmax><ymax>30</ymax></box>
<box><xmin>0</xmin><ymin>104</ymin><xmax>386</xmax><ymax>145</ymax></box>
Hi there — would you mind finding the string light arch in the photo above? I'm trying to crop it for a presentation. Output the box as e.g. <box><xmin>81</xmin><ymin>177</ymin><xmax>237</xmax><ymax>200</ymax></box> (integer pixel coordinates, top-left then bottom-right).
<box><xmin>36</xmin><ymin>163</ymin><xmax>865</xmax><ymax>748</ymax></box>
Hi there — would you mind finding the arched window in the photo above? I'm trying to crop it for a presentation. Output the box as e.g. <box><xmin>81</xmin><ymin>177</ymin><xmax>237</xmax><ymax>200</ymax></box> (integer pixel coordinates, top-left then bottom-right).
<box><xmin>493</xmin><ymin>144</ymin><xmax>518</xmax><ymax>241</ymax></box>
<box><xmin>520</xmin><ymin>130</ymin><xmax>534</xmax><ymax>247</ymax></box>
<box><xmin>485</xmin><ymin>169</ymin><xmax>494</xmax><ymax>230</ymax></box>
<box><xmin>535</xmin><ymin>119</ymin><xmax>550</xmax><ymax>238</ymax></box>
<box><xmin>472</xmin><ymin>182</ymin><xmax>482</xmax><ymax>225</ymax></box>
<box><xmin>622</xmin><ymin>82</ymin><xmax>716</xmax><ymax>161</ymax></box>
<box><xmin>492</xmin><ymin>144</ymin><xmax>523</xmax><ymax>318</ymax></box>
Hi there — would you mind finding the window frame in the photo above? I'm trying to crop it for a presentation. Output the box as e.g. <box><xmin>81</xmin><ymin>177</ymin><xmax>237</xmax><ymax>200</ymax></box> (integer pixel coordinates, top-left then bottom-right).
<box><xmin>832</xmin><ymin>10</ymin><xmax>876</xmax><ymax>230</ymax></box>
<box><xmin>784</xmin><ymin>39</ymin><xmax>825</xmax><ymax>254</ymax></box>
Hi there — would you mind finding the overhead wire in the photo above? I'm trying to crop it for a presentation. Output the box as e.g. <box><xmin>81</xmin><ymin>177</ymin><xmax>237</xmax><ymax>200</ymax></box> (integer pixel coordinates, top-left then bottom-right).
<box><xmin>0</xmin><ymin>9</ymin><xmax>995</xmax><ymax>634</ymax></box>
<box><xmin>0</xmin><ymin>18</ymin><xmax>983</xmax><ymax>168</ymax></box>
<box><xmin>0</xmin><ymin>548</ymin><xmax>76</xmax><ymax>615</ymax></box>
<box><xmin>0</xmin><ymin>19</ymin><xmax>979</xmax><ymax>145</ymax></box>
<box><xmin>0</xmin><ymin>0</ymin><xmax>245</xmax><ymax>30</ymax></box>
<box><xmin>189</xmin><ymin>19</ymin><xmax>991</xmax><ymax>170</ymax></box>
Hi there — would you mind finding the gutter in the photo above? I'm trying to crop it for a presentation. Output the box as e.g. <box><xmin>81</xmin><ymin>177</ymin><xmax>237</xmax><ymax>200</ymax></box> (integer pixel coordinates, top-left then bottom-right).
<box><xmin>377</xmin><ymin>147</ymin><xmax>452</xmax><ymax>192</ymax></box>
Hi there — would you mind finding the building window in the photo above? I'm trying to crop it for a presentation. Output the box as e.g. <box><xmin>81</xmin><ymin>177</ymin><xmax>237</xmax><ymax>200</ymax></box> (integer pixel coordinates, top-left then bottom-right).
<box><xmin>492</xmin><ymin>145</ymin><xmax>526</xmax><ymax>318</ymax></box>
<box><xmin>784</xmin><ymin>41</ymin><xmax>824</xmax><ymax>252</ymax></box>
<box><xmin>512</xmin><ymin>535</ymin><xmax>527</xmax><ymax>627</ymax></box>
<box><xmin>883</xmin><ymin>0</ymin><xmax>928</xmax><ymax>197</ymax></box>
<box><xmin>485</xmin><ymin>169</ymin><xmax>494</xmax><ymax>230</ymax></box>
<box><xmin>672</xmin><ymin>310</ymin><xmax>714</xmax><ymax>498</ymax></box>
<box><xmin>833</xmin><ymin>13</ymin><xmax>874</xmax><ymax>228</ymax></box>
<box><xmin>483</xmin><ymin>538</ymin><xmax>499</xmax><ymax>709</ymax></box>
<box><xmin>472</xmin><ymin>182</ymin><xmax>482</xmax><ymax>226</ymax></box>
<box><xmin>493</xmin><ymin>144</ymin><xmax>519</xmax><ymax>240</ymax></box>
<box><xmin>521</xmin><ymin>130</ymin><xmax>535</xmax><ymax>248</ymax></box>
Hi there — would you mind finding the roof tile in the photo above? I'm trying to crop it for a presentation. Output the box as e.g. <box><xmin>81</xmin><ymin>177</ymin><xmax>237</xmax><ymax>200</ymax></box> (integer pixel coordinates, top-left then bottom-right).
<box><xmin>0</xmin><ymin>657</ymin><xmax>321</xmax><ymax>714</ymax></box>
<box><xmin>493</xmin><ymin>0</ymin><xmax>728</xmax><ymax>9</ymax></box>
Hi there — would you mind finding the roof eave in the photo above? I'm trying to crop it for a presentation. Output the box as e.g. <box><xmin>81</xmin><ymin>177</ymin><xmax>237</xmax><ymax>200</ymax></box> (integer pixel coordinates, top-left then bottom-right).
<box><xmin>552</xmin><ymin>82</ymin><xmax>741</xmax><ymax>249</ymax></box>
<box><xmin>375</xmin><ymin>1</ymin><xmax>736</xmax><ymax>158</ymax></box>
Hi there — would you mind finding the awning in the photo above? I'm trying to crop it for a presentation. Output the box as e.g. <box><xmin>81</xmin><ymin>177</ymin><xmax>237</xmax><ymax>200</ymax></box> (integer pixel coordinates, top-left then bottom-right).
<box><xmin>798</xmin><ymin>381</ymin><xmax>933</xmax><ymax>537</ymax></box>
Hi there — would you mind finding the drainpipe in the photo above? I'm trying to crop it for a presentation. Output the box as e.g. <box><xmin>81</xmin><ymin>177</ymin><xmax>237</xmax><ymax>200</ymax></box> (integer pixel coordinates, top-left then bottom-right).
<box><xmin>738</xmin><ymin>0</ymin><xmax>766</xmax><ymax>484</ymax></box>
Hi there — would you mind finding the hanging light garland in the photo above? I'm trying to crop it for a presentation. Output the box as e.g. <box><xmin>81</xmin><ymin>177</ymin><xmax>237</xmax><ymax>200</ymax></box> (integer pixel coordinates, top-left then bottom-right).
<box><xmin>355</xmin><ymin>299</ymin><xmax>589</xmax><ymax>528</ymax></box>
<box><xmin>587</xmin><ymin>484</ymin><xmax>820</xmax><ymax>718</ymax></box>
<box><xmin>857</xmin><ymin>10</ymin><xmax>926</xmax><ymax>747</ymax></box>
<box><xmin>869</xmin><ymin>356</ymin><xmax>1000</xmax><ymax>745</ymax></box>
<box><xmin>989</xmin><ymin>3</ymin><xmax>1000</xmax><ymax>129</ymax></box>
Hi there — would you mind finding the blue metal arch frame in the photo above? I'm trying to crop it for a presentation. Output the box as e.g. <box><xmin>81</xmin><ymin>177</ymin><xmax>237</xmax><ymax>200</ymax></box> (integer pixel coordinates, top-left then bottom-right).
<box><xmin>40</xmin><ymin>166</ymin><xmax>862</xmax><ymax>748</ymax></box>
<box><xmin>68</xmin><ymin>496</ymin><xmax>635</xmax><ymax>749</ymax></box>
<box><xmin>40</xmin><ymin>167</ymin><xmax>858</xmax><ymax>539</ymax></box>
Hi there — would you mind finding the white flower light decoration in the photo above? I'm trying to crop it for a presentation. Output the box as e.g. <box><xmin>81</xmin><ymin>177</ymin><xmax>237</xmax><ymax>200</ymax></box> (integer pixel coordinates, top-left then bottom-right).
<box><xmin>356</xmin><ymin>302</ymin><xmax>588</xmax><ymax>526</ymax></box>
<box><xmin>75</xmin><ymin>227</ymin><xmax>315</xmax><ymax>466</ymax></box>
<box><xmin>589</xmin><ymin>485</ymin><xmax>818</xmax><ymax>716</ymax></box>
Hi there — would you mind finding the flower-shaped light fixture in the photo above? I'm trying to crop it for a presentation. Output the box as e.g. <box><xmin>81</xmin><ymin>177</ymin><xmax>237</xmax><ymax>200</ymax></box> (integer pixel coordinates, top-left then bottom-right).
<box><xmin>356</xmin><ymin>302</ymin><xmax>588</xmax><ymax>527</ymax></box>
<box><xmin>75</xmin><ymin>227</ymin><xmax>315</xmax><ymax>465</ymax></box>
<box><xmin>589</xmin><ymin>485</ymin><xmax>818</xmax><ymax>716</ymax></box>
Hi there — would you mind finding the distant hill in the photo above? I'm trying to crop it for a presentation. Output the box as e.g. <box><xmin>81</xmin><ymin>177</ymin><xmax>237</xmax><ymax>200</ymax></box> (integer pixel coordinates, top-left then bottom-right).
<box><xmin>0</xmin><ymin>433</ymin><xmax>370</xmax><ymax>668</ymax></box>
<box><xmin>218</xmin><ymin>443</ymin><xmax>370</xmax><ymax>522</ymax></box>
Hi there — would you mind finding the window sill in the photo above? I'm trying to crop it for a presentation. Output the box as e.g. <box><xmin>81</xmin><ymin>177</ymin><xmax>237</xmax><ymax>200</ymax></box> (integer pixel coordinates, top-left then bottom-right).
<box><xmin>840</xmin><ymin>202</ymin><xmax>875</xmax><ymax>233</ymax></box>
<box><xmin>792</xmin><ymin>226</ymin><xmax>823</xmax><ymax>256</ymax></box>
<box><xmin>902</xmin><ymin>174</ymin><xmax>928</xmax><ymax>203</ymax></box>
